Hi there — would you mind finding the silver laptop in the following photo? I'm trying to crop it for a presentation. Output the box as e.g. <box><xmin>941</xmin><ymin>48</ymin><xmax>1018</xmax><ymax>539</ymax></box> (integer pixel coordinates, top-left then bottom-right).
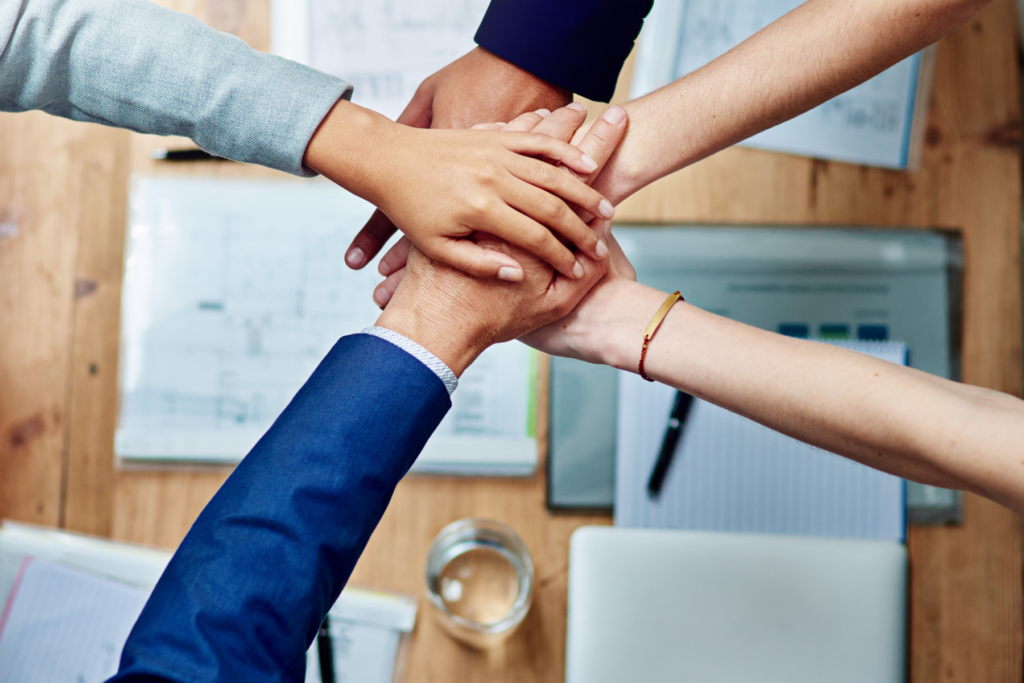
<box><xmin>566</xmin><ymin>527</ymin><xmax>906</xmax><ymax>683</ymax></box>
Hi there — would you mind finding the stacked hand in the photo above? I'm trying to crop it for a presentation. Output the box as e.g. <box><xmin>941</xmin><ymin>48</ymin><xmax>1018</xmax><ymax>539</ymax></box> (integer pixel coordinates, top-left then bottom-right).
<box><xmin>370</xmin><ymin>103</ymin><xmax>629</xmax><ymax>304</ymax></box>
<box><xmin>303</xmin><ymin>95</ymin><xmax>614</xmax><ymax>283</ymax></box>
<box><xmin>372</xmin><ymin>102</ymin><xmax>631</xmax><ymax>373</ymax></box>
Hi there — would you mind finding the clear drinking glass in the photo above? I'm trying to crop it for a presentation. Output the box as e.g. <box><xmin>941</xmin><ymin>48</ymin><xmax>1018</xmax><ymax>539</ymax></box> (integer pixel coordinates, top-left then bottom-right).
<box><xmin>425</xmin><ymin>518</ymin><xmax>535</xmax><ymax>648</ymax></box>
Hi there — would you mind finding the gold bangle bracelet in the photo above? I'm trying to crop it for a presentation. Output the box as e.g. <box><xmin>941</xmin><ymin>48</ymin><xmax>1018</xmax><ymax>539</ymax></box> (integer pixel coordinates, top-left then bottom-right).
<box><xmin>639</xmin><ymin>291</ymin><xmax>683</xmax><ymax>382</ymax></box>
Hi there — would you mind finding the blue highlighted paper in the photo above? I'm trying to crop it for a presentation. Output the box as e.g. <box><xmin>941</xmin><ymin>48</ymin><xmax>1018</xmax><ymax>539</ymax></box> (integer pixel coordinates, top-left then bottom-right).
<box><xmin>857</xmin><ymin>325</ymin><xmax>890</xmax><ymax>341</ymax></box>
<box><xmin>778</xmin><ymin>324</ymin><xmax>810</xmax><ymax>338</ymax></box>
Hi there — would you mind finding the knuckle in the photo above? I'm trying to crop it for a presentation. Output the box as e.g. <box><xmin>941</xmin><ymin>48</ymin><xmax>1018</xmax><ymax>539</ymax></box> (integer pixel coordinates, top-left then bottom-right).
<box><xmin>466</xmin><ymin>194</ymin><xmax>494</xmax><ymax>219</ymax></box>
<box><xmin>583</xmin><ymin>187</ymin><xmax>604</xmax><ymax>208</ymax></box>
<box><xmin>475</xmin><ymin>163</ymin><xmax>500</xmax><ymax>185</ymax></box>
<box><xmin>589</xmin><ymin>122</ymin><xmax>615</xmax><ymax>144</ymax></box>
<box><xmin>524</xmin><ymin>228</ymin><xmax>552</xmax><ymax>251</ymax></box>
<box><xmin>555</xmin><ymin>204</ymin><xmax>581</xmax><ymax>232</ymax></box>
<box><xmin>540</xmin><ymin>195</ymin><xmax>566</xmax><ymax>221</ymax></box>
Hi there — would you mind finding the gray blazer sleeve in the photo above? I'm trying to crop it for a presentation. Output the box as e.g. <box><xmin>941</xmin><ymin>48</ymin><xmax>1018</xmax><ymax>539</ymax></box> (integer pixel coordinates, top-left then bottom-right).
<box><xmin>0</xmin><ymin>0</ymin><xmax>352</xmax><ymax>176</ymax></box>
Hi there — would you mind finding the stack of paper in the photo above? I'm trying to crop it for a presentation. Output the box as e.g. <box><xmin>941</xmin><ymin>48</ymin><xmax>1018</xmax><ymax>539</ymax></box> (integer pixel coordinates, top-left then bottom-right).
<box><xmin>615</xmin><ymin>342</ymin><xmax>908</xmax><ymax>540</ymax></box>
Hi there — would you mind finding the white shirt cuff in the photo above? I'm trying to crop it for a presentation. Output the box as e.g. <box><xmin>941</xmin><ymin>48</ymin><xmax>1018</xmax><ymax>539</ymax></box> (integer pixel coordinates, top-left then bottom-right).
<box><xmin>361</xmin><ymin>327</ymin><xmax>458</xmax><ymax>396</ymax></box>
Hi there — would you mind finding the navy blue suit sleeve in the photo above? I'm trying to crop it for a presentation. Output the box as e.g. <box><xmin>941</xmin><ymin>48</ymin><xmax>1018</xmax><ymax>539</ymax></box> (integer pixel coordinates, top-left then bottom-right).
<box><xmin>474</xmin><ymin>0</ymin><xmax>654</xmax><ymax>102</ymax></box>
<box><xmin>110</xmin><ymin>334</ymin><xmax>451</xmax><ymax>682</ymax></box>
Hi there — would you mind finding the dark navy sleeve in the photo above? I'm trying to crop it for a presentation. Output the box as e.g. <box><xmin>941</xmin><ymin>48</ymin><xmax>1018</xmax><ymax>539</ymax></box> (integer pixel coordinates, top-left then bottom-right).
<box><xmin>474</xmin><ymin>0</ymin><xmax>654</xmax><ymax>102</ymax></box>
<box><xmin>110</xmin><ymin>333</ymin><xmax>452</xmax><ymax>683</ymax></box>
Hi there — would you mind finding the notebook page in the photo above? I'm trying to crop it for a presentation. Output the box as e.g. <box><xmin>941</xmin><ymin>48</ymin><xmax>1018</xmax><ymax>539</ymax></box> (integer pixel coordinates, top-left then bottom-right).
<box><xmin>0</xmin><ymin>558</ymin><xmax>148</xmax><ymax>682</ymax></box>
<box><xmin>615</xmin><ymin>341</ymin><xmax>907</xmax><ymax>539</ymax></box>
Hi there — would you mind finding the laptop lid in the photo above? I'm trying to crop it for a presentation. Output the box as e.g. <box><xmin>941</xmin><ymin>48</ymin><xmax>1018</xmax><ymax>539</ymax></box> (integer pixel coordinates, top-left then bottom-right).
<box><xmin>566</xmin><ymin>527</ymin><xmax>906</xmax><ymax>683</ymax></box>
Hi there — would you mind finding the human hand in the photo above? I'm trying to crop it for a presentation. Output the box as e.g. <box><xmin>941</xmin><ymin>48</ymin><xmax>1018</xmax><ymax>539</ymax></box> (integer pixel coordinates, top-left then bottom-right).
<box><xmin>397</xmin><ymin>46</ymin><xmax>571</xmax><ymax>130</ymax></box>
<box><xmin>370</xmin><ymin>103</ymin><xmax>629</xmax><ymax>307</ymax></box>
<box><xmin>345</xmin><ymin>47</ymin><xmax>572</xmax><ymax>271</ymax></box>
<box><xmin>518</xmin><ymin>220</ymin><xmax>668</xmax><ymax>372</ymax></box>
<box><xmin>375</xmin><ymin>234</ymin><xmax>608</xmax><ymax>376</ymax></box>
<box><xmin>304</xmin><ymin>99</ymin><xmax>614</xmax><ymax>282</ymax></box>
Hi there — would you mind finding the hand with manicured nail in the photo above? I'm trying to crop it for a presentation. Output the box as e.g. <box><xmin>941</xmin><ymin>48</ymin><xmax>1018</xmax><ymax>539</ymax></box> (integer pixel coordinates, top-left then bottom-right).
<box><xmin>304</xmin><ymin>99</ymin><xmax>612</xmax><ymax>283</ymax></box>
<box><xmin>344</xmin><ymin>47</ymin><xmax>575</xmax><ymax>279</ymax></box>
<box><xmin>371</xmin><ymin>102</ymin><xmax>629</xmax><ymax>309</ymax></box>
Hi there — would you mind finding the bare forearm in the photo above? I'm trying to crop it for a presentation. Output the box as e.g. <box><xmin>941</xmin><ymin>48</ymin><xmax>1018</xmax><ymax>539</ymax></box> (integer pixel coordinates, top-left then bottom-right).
<box><xmin>602</xmin><ymin>0</ymin><xmax>992</xmax><ymax>201</ymax></box>
<box><xmin>593</xmin><ymin>283</ymin><xmax>1024</xmax><ymax>512</ymax></box>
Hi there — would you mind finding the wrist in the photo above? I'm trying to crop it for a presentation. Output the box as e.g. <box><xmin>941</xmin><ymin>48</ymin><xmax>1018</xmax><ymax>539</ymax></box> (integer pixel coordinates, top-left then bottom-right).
<box><xmin>556</xmin><ymin>281</ymin><xmax>667</xmax><ymax>369</ymax></box>
<box><xmin>374</xmin><ymin>293</ymin><xmax>488</xmax><ymax>377</ymax></box>
<box><xmin>602</xmin><ymin>284</ymin><xmax>672</xmax><ymax>371</ymax></box>
<box><xmin>303</xmin><ymin>99</ymin><xmax>400</xmax><ymax>205</ymax></box>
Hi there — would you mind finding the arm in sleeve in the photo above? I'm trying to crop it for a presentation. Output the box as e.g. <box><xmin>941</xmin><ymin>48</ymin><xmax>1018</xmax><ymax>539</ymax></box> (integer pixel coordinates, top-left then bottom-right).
<box><xmin>109</xmin><ymin>333</ymin><xmax>452</xmax><ymax>683</ymax></box>
<box><xmin>0</xmin><ymin>0</ymin><xmax>352</xmax><ymax>176</ymax></box>
<box><xmin>474</xmin><ymin>0</ymin><xmax>654</xmax><ymax>102</ymax></box>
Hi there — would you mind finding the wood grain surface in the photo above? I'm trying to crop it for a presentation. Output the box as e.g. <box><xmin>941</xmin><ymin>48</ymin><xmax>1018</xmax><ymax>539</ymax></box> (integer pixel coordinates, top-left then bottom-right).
<box><xmin>0</xmin><ymin>0</ymin><xmax>1021</xmax><ymax>680</ymax></box>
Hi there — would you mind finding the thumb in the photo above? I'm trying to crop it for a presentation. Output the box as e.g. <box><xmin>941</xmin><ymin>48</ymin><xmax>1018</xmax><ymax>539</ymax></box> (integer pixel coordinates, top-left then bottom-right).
<box><xmin>596</xmin><ymin>220</ymin><xmax>637</xmax><ymax>281</ymax></box>
<box><xmin>547</xmin><ymin>240</ymin><xmax>610</xmax><ymax>313</ymax></box>
<box><xmin>346</xmin><ymin>210</ymin><xmax>398</xmax><ymax>270</ymax></box>
<box><xmin>396</xmin><ymin>79</ymin><xmax>435</xmax><ymax>128</ymax></box>
<box><xmin>422</xmin><ymin>238</ymin><xmax>526</xmax><ymax>282</ymax></box>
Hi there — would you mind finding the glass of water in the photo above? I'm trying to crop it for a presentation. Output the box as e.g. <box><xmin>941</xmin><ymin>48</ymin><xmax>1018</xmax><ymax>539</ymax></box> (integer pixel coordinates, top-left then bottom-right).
<box><xmin>425</xmin><ymin>518</ymin><xmax>534</xmax><ymax>648</ymax></box>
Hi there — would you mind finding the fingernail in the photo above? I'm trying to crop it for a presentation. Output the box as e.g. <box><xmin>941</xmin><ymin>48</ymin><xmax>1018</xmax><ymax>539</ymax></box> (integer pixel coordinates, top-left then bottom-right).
<box><xmin>568</xmin><ymin>102</ymin><xmax>587</xmax><ymax>112</ymax></box>
<box><xmin>573</xmin><ymin>261</ymin><xmax>584</xmax><ymax>279</ymax></box>
<box><xmin>598</xmin><ymin>199</ymin><xmax>615</xmax><ymax>219</ymax></box>
<box><xmin>601</xmin><ymin>105</ymin><xmax>626</xmax><ymax>125</ymax></box>
<box><xmin>536</xmin><ymin>109</ymin><xmax>551</xmax><ymax>117</ymax></box>
<box><xmin>346</xmin><ymin>247</ymin><xmax>365</xmax><ymax>268</ymax></box>
<box><xmin>496</xmin><ymin>122</ymin><xmax>506</xmax><ymax>127</ymax></box>
<box><xmin>596</xmin><ymin>240</ymin><xmax>609</xmax><ymax>259</ymax></box>
<box><xmin>498</xmin><ymin>266</ymin><xmax>523</xmax><ymax>282</ymax></box>
<box><xmin>373</xmin><ymin>286</ymin><xmax>388</xmax><ymax>307</ymax></box>
<box><xmin>581</xmin><ymin>154</ymin><xmax>598</xmax><ymax>172</ymax></box>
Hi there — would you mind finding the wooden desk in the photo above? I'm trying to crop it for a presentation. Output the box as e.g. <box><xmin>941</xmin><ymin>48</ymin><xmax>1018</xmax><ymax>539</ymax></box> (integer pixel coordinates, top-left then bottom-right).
<box><xmin>0</xmin><ymin>0</ymin><xmax>1021</xmax><ymax>680</ymax></box>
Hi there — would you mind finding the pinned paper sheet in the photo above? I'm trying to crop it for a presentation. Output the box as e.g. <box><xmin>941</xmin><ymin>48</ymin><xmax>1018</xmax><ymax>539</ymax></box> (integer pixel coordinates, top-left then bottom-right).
<box><xmin>117</xmin><ymin>178</ymin><xmax>537</xmax><ymax>474</ymax></box>
<box><xmin>615</xmin><ymin>341</ymin><xmax>908</xmax><ymax>540</ymax></box>
<box><xmin>272</xmin><ymin>0</ymin><xmax>490</xmax><ymax>121</ymax></box>
<box><xmin>631</xmin><ymin>0</ymin><xmax>934</xmax><ymax>169</ymax></box>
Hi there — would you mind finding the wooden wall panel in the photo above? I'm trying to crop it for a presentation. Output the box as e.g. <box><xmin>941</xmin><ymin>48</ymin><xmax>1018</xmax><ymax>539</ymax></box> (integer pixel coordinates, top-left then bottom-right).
<box><xmin>0</xmin><ymin>114</ymin><xmax>127</xmax><ymax>527</ymax></box>
<box><xmin>61</xmin><ymin>129</ymin><xmax>132</xmax><ymax>537</ymax></box>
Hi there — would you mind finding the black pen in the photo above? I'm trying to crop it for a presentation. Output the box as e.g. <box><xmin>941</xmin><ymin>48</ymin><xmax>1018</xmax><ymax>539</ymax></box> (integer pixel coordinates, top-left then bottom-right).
<box><xmin>647</xmin><ymin>390</ymin><xmax>695</xmax><ymax>498</ymax></box>
<box><xmin>317</xmin><ymin>614</ymin><xmax>336</xmax><ymax>683</ymax></box>
<box><xmin>150</xmin><ymin>148</ymin><xmax>226</xmax><ymax>162</ymax></box>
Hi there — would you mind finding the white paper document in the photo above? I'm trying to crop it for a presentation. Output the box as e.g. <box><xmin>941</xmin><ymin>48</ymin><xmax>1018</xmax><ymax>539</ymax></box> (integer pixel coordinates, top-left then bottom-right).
<box><xmin>117</xmin><ymin>178</ymin><xmax>537</xmax><ymax>474</ymax></box>
<box><xmin>631</xmin><ymin>0</ymin><xmax>931</xmax><ymax>168</ymax></box>
<box><xmin>272</xmin><ymin>0</ymin><xmax>490</xmax><ymax>121</ymax></box>
<box><xmin>615</xmin><ymin>341</ymin><xmax>908</xmax><ymax>540</ymax></box>
<box><xmin>0</xmin><ymin>523</ymin><xmax>418</xmax><ymax>683</ymax></box>
<box><xmin>0</xmin><ymin>559</ymin><xmax>149</xmax><ymax>682</ymax></box>
<box><xmin>0</xmin><ymin>522</ymin><xmax>171</xmax><ymax>607</ymax></box>
<box><xmin>305</xmin><ymin>588</ymin><xmax>418</xmax><ymax>683</ymax></box>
